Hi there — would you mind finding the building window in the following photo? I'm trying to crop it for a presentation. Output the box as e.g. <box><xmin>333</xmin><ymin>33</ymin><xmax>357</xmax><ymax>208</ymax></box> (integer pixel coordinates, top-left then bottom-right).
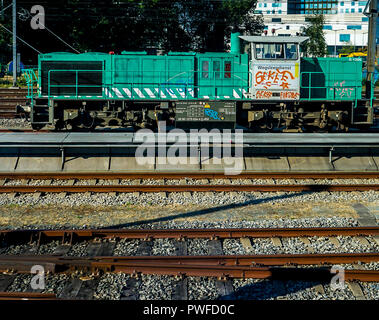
<box><xmin>351</xmin><ymin>8</ymin><xmax>355</xmax><ymax>13</ymax></box>
<box><xmin>340</xmin><ymin>34</ymin><xmax>351</xmax><ymax>42</ymax></box>
<box><xmin>340</xmin><ymin>2</ymin><xmax>344</xmax><ymax>6</ymax></box>
<box><xmin>272</xmin><ymin>18</ymin><xmax>282</xmax><ymax>22</ymax></box>
<box><xmin>323</xmin><ymin>25</ymin><xmax>333</xmax><ymax>30</ymax></box>
<box><xmin>347</xmin><ymin>25</ymin><xmax>362</xmax><ymax>30</ymax></box>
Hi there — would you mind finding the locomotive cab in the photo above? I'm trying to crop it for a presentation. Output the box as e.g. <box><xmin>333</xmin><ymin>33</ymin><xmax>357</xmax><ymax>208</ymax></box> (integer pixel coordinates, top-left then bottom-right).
<box><xmin>239</xmin><ymin>36</ymin><xmax>308</xmax><ymax>101</ymax></box>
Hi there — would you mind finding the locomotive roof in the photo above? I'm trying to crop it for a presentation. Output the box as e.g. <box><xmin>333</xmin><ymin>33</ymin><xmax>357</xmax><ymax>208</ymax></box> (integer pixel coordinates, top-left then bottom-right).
<box><xmin>239</xmin><ymin>36</ymin><xmax>309</xmax><ymax>44</ymax></box>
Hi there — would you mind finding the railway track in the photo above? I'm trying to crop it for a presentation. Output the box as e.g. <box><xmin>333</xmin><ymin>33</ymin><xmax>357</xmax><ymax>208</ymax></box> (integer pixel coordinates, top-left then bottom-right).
<box><xmin>1</xmin><ymin>172</ymin><xmax>379</xmax><ymax>180</ymax></box>
<box><xmin>0</xmin><ymin>183</ymin><xmax>378</xmax><ymax>194</ymax></box>
<box><xmin>2</xmin><ymin>226</ymin><xmax>378</xmax><ymax>242</ymax></box>
<box><xmin>0</xmin><ymin>89</ymin><xmax>32</xmax><ymax>119</ymax></box>
<box><xmin>0</xmin><ymin>255</ymin><xmax>378</xmax><ymax>282</ymax></box>
<box><xmin>0</xmin><ymin>226</ymin><xmax>378</xmax><ymax>299</ymax></box>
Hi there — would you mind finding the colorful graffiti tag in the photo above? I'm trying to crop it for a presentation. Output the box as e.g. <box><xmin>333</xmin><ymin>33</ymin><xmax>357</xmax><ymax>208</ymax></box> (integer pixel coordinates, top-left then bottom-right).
<box><xmin>253</xmin><ymin>64</ymin><xmax>300</xmax><ymax>100</ymax></box>
<box><xmin>255</xmin><ymin>69</ymin><xmax>295</xmax><ymax>90</ymax></box>
<box><xmin>332</xmin><ymin>81</ymin><xmax>356</xmax><ymax>99</ymax></box>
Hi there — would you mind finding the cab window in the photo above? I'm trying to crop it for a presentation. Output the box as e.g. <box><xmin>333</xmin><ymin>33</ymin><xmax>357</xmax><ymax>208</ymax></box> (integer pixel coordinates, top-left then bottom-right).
<box><xmin>255</xmin><ymin>43</ymin><xmax>298</xmax><ymax>60</ymax></box>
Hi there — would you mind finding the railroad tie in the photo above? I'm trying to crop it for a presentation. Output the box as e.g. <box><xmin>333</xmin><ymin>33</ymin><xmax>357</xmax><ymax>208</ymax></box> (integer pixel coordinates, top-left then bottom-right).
<box><xmin>74</xmin><ymin>279</ymin><xmax>99</xmax><ymax>300</ymax></box>
<box><xmin>85</xmin><ymin>243</ymin><xmax>104</xmax><ymax>257</ymax></box>
<box><xmin>300</xmin><ymin>237</ymin><xmax>315</xmax><ymax>253</ymax></box>
<box><xmin>347</xmin><ymin>282</ymin><xmax>366</xmax><ymax>300</ymax></box>
<box><xmin>135</xmin><ymin>240</ymin><xmax>154</xmax><ymax>256</ymax></box>
<box><xmin>172</xmin><ymin>278</ymin><xmax>188</xmax><ymax>300</ymax></box>
<box><xmin>120</xmin><ymin>278</ymin><xmax>141</xmax><ymax>300</ymax></box>
<box><xmin>32</xmin><ymin>192</ymin><xmax>41</xmax><ymax>200</ymax></box>
<box><xmin>44</xmin><ymin>179</ymin><xmax>52</xmax><ymax>186</ymax></box>
<box><xmin>57</xmin><ymin>192</ymin><xmax>67</xmax><ymax>199</ymax></box>
<box><xmin>207</xmin><ymin>240</ymin><xmax>234</xmax><ymax>298</ymax></box>
<box><xmin>271</xmin><ymin>237</ymin><xmax>283</xmax><ymax>247</ymax></box>
<box><xmin>131</xmin><ymin>179</ymin><xmax>140</xmax><ymax>185</ymax></box>
<box><xmin>240</xmin><ymin>237</ymin><xmax>253</xmax><ymax>253</ymax></box>
<box><xmin>328</xmin><ymin>237</ymin><xmax>341</xmax><ymax>247</ymax></box>
<box><xmin>52</xmin><ymin>245</ymin><xmax>71</xmax><ymax>256</ymax></box>
<box><xmin>356</xmin><ymin>237</ymin><xmax>370</xmax><ymax>246</ymax></box>
<box><xmin>353</xmin><ymin>203</ymin><xmax>377</xmax><ymax>227</ymax></box>
<box><xmin>7</xmin><ymin>193</ymin><xmax>16</xmax><ymax>200</ymax></box>
<box><xmin>58</xmin><ymin>278</ymin><xmax>83</xmax><ymax>299</ymax></box>
<box><xmin>173</xmin><ymin>240</ymin><xmax>188</xmax><ymax>300</ymax></box>
<box><xmin>314</xmin><ymin>284</ymin><xmax>326</xmax><ymax>296</ymax></box>
<box><xmin>97</xmin><ymin>242</ymin><xmax>116</xmax><ymax>256</ymax></box>
<box><xmin>0</xmin><ymin>275</ymin><xmax>16</xmax><ymax>292</ymax></box>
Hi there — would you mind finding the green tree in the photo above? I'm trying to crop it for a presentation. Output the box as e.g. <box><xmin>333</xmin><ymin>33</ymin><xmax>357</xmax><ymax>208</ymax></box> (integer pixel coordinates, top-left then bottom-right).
<box><xmin>2</xmin><ymin>0</ymin><xmax>263</xmax><ymax>64</ymax></box>
<box><xmin>0</xmin><ymin>14</ymin><xmax>12</xmax><ymax>65</ymax></box>
<box><xmin>177</xmin><ymin>0</ymin><xmax>263</xmax><ymax>52</ymax></box>
<box><xmin>301</xmin><ymin>14</ymin><xmax>328</xmax><ymax>57</ymax></box>
<box><xmin>339</xmin><ymin>44</ymin><xmax>355</xmax><ymax>55</ymax></box>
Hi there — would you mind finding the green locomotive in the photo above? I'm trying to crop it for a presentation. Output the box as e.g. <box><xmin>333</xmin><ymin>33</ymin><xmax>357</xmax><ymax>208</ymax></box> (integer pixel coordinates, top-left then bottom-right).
<box><xmin>23</xmin><ymin>33</ymin><xmax>373</xmax><ymax>131</ymax></box>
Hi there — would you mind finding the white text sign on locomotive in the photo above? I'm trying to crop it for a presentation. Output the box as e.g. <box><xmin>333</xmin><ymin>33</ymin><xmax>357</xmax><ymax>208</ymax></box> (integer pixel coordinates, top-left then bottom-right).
<box><xmin>252</xmin><ymin>63</ymin><xmax>300</xmax><ymax>100</ymax></box>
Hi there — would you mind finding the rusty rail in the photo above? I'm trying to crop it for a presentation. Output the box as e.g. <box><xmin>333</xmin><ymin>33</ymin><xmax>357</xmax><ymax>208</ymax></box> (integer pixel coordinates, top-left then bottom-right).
<box><xmin>0</xmin><ymin>254</ymin><xmax>378</xmax><ymax>281</ymax></box>
<box><xmin>1</xmin><ymin>184</ymin><xmax>379</xmax><ymax>193</ymax></box>
<box><xmin>1</xmin><ymin>227</ymin><xmax>378</xmax><ymax>245</ymax></box>
<box><xmin>0</xmin><ymin>292</ymin><xmax>57</xmax><ymax>300</ymax></box>
<box><xmin>1</xmin><ymin>172</ymin><xmax>379</xmax><ymax>180</ymax></box>
<box><xmin>0</xmin><ymin>252</ymin><xmax>377</xmax><ymax>266</ymax></box>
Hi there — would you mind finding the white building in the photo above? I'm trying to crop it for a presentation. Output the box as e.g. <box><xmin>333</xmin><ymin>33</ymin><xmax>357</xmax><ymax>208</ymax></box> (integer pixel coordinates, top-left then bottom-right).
<box><xmin>254</xmin><ymin>0</ymin><xmax>370</xmax><ymax>55</ymax></box>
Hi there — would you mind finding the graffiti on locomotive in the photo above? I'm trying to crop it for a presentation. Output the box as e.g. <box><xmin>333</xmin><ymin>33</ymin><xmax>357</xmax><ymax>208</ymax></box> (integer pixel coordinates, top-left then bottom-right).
<box><xmin>254</xmin><ymin>64</ymin><xmax>300</xmax><ymax>100</ymax></box>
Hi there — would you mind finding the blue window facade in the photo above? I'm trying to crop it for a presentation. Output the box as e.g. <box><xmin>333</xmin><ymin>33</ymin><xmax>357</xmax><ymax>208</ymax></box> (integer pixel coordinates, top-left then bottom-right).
<box><xmin>340</xmin><ymin>34</ymin><xmax>351</xmax><ymax>42</ymax></box>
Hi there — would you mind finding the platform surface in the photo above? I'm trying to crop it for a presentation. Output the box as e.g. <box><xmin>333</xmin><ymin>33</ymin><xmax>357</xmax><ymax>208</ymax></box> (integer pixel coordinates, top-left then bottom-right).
<box><xmin>0</xmin><ymin>132</ymin><xmax>378</xmax><ymax>147</ymax></box>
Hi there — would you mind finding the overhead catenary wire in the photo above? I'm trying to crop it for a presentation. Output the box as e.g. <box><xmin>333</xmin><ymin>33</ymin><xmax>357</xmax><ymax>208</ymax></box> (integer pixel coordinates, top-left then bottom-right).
<box><xmin>0</xmin><ymin>23</ymin><xmax>42</xmax><ymax>54</ymax></box>
<box><xmin>17</xmin><ymin>8</ymin><xmax>81</xmax><ymax>54</ymax></box>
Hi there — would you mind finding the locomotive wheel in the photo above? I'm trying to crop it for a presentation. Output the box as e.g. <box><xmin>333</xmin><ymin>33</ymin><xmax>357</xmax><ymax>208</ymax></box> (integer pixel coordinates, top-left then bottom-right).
<box><xmin>31</xmin><ymin>124</ymin><xmax>44</xmax><ymax>131</ymax></box>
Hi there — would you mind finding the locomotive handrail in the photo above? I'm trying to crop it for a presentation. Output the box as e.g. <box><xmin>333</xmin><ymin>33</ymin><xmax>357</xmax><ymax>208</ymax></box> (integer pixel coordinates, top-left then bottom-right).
<box><xmin>22</xmin><ymin>68</ymin><xmax>38</xmax><ymax>107</ymax></box>
<box><xmin>46</xmin><ymin>69</ymin><xmax>250</xmax><ymax>100</ymax></box>
<box><xmin>300</xmin><ymin>71</ymin><xmax>362</xmax><ymax>102</ymax></box>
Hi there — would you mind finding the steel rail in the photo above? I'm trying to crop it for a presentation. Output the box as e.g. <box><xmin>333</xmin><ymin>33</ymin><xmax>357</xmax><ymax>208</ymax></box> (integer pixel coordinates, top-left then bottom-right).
<box><xmin>1</xmin><ymin>172</ymin><xmax>379</xmax><ymax>180</ymax></box>
<box><xmin>0</xmin><ymin>292</ymin><xmax>57</xmax><ymax>300</ymax></box>
<box><xmin>1</xmin><ymin>252</ymin><xmax>378</xmax><ymax>266</ymax></box>
<box><xmin>91</xmin><ymin>253</ymin><xmax>379</xmax><ymax>266</ymax></box>
<box><xmin>1</xmin><ymin>184</ymin><xmax>379</xmax><ymax>193</ymax></box>
<box><xmin>0</xmin><ymin>255</ymin><xmax>378</xmax><ymax>281</ymax></box>
<box><xmin>1</xmin><ymin>227</ymin><xmax>378</xmax><ymax>244</ymax></box>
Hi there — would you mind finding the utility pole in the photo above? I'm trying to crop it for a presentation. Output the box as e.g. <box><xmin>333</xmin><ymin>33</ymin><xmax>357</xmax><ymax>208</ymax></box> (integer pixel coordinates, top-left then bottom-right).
<box><xmin>12</xmin><ymin>0</ymin><xmax>17</xmax><ymax>87</ymax></box>
<box><xmin>366</xmin><ymin>0</ymin><xmax>378</xmax><ymax>99</ymax></box>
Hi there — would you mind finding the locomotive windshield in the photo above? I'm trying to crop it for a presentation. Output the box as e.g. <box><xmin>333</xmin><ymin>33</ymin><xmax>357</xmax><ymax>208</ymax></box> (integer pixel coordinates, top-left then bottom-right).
<box><xmin>255</xmin><ymin>43</ymin><xmax>298</xmax><ymax>60</ymax></box>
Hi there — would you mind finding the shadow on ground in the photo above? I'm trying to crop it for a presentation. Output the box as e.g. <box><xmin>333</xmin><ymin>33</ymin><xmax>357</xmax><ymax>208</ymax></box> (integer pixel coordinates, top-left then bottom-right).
<box><xmin>106</xmin><ymin>191</ymin><xmax>316</xmax><ymax>229</ymax></box>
